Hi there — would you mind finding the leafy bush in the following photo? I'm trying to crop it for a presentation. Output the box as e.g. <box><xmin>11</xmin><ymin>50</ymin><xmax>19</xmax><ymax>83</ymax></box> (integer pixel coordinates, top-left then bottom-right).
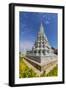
<box><xmin>19</xmin><ymin>57</ymin><xmax>37</xmax><ymax>78</ymax></box>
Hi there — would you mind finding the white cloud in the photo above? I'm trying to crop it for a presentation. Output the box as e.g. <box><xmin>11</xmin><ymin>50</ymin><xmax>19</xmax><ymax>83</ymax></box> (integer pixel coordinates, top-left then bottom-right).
<box><xmin>19</xmin><ymin>41</ymin><xmax>34</xmax><ymax>53</ymax></box>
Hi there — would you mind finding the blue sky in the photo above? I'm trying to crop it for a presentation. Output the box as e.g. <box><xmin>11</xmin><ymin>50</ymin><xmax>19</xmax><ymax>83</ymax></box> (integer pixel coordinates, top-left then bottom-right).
<box><xmin>19</xmin><ymin>12</ymin><xmax>58</xmax><ymax>52</ymax></box>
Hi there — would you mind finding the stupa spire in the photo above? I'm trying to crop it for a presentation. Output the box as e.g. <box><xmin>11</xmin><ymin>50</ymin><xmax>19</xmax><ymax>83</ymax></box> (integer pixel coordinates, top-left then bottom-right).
<box><xmin>39</xmin><ymin>22</ymin><xmax>44</xmax><ymax>35</ymax></box>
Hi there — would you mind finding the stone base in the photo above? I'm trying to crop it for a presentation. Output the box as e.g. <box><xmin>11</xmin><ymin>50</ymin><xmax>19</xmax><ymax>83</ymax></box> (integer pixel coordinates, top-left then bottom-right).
<box><xmin>24</xmin><ymin>55</ymin><xmax>58</xmax><ymax>75</ymax></box>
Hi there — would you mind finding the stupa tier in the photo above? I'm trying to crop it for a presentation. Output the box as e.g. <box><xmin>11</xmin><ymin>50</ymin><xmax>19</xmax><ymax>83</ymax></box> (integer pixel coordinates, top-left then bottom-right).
<box><xmin>32</xmin><ymin>23</ymin><xmax>54</xmax><ymax>56</ymax></box>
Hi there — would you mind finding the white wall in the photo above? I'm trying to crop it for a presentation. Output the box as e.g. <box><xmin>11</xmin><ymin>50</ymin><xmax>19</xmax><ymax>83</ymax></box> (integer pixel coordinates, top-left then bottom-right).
<box><xmin>0</xmin><ymin>0</ymin><xmax>66</xmax><ymax>90</ymax></box>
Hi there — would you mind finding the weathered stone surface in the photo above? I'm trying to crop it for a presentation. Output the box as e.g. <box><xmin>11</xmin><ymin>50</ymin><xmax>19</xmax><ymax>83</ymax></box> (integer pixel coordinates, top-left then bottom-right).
<box><xmin>24</xmin><ymin>56</ymin><xmax>57</xmax><ymax>75</ymax></box>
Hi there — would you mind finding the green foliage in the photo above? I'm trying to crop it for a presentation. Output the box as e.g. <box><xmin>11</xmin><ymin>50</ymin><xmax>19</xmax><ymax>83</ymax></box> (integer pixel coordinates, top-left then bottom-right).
<box><xmin>19</xmin><ymin>57</ymin><xmax>58</xmax><ymax>78</ymax></box>
<box><xmin>19</xmin><ymin>57</ymin><xmax>37</xmax><ymax>78</ymax></box>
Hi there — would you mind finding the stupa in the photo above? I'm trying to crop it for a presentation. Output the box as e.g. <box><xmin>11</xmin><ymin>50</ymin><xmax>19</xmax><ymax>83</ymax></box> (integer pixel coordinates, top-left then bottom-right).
<box><xmin>25</xmin><ymin>22</ymin><xmax>57</xmax><ymax>74</ymax></box>
<box><xmin>32</xmin><ymin>23</ymin><xmax>53</xmax><ymax>56</ymax></box>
